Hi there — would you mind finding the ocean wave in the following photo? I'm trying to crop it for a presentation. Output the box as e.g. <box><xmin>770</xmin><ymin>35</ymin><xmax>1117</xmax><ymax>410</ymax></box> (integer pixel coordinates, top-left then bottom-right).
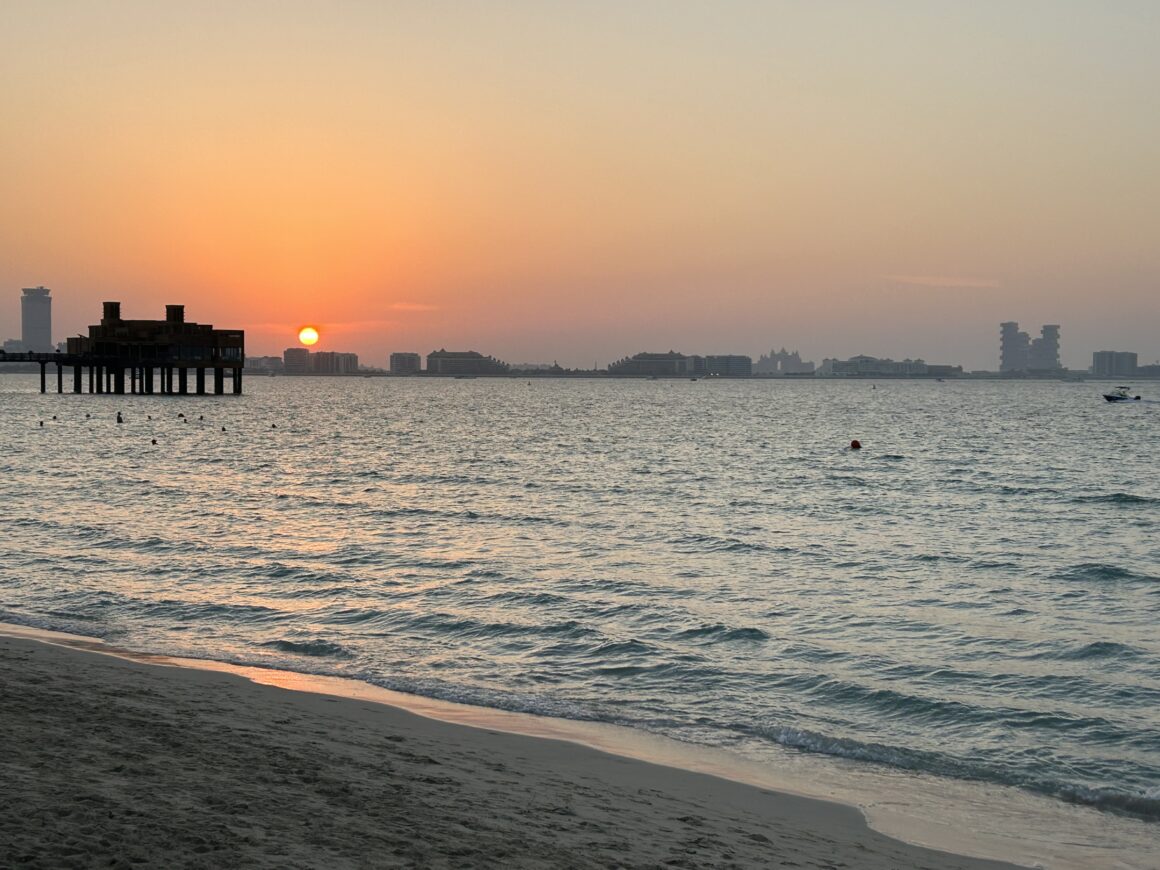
<box><xmin>674</xmin><ymin>624</ymin><xmax>770</xmax><ymax>643</ymax></box>
<box><xmin>754</xmin><ymin>723</ymin><xmax>1160</xmax><ymax>820</ymax></box>
<box><xmin>910</xmin><ymin>552</ymin><xmax>969</xmax><ymax>564</ymax></box>
<box><xmin>318</xmin><ymin>607</ymin><xmax>391</xmax><ymax>627</ymax></box>
<box><xmin>1052</xmin><ymin>641</ymin><xmax>1142</xmax><ymax>661</ymax></box>
<box><xmin>261</xmin><ymin>562</ymin><xmax>351</xmax><ymax>585</ymax></box>
<box><xmin>484</xmin><ymin>589</ymin><xmax>571</xmax><ymax>607</ymax></box>
<box><xmin>586</xmin><ymin>639</ymin><xmax>656</xmax><ymax>657</ymax></box>
<box><xmin>666</xmin><ymin>534</ymin><xmax>769</xmax><ymax>553</ymax></box>
<box><xmin>139</xmin><ymin>599</ymin><xmax>289</xmax><ymax>624</ymax></box>
<box><xmin>1055</xmin><ymin>563</ymin><xmax>1158</xmax><ymax>584</ymax></box>
<box><xmin>258</xmin><ymin>638</ymin><xmax>354</xmax><ymax>659</ymax></box>
<box><xmin>807</xmin><ymin>679</ymin><xmax>988</xmax><ymax>725</ymax></box>
<box><xmin>0</xmin><ymin>608</ymin><xmax>114</xmax><ymax>639</ymax></box>
<box><xmin>1056</xmin><ymin>784</ymin><xmax>1160</xmax><ymax>820</ymax></box>
<box><xmin>1072</xmin><ymin>492</ymin><xmax>1160</xmax><ymax>507</ymax></box>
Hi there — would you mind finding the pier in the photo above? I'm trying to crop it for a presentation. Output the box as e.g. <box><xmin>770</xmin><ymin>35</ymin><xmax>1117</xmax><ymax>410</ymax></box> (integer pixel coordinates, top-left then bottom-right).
<box><xmin>0</xmin><ymin>302</ymin><xmax>244</xmax><ymax>395</ymax></box>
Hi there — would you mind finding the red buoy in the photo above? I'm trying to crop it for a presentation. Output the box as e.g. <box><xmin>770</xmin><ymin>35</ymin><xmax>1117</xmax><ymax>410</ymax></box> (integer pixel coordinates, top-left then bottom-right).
<box><xmin>850</xmin><ymin>439</ymin><xmax>862</xmax><ymax>449</ymax></box>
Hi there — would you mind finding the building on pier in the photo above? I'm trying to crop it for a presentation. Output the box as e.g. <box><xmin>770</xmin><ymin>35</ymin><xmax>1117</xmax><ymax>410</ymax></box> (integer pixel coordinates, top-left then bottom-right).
<box><xmin>49</xmin><ymin>301</ymin><xmax>245</xmax><ymax>395</ymax></box>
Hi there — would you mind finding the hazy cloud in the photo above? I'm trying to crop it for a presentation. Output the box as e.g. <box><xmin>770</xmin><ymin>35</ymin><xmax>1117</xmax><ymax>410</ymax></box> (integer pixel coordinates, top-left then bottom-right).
<box><xmin>885</xmin><ymin>275</ymin><xmax>1002</xmax><ymax>290</ymax></box>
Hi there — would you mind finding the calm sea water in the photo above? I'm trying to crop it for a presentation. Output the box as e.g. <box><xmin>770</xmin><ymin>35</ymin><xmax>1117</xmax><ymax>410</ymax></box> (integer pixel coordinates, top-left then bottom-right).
<box><xmin>2</xmin><ymin>375</ymin><xmax>1158</xmax><ymax>828</ymax></box>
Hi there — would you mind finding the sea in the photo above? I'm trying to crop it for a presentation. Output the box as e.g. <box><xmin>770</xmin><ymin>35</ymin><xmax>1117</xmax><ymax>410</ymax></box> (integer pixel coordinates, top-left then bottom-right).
<box><xmin>2</xmin><ymin>374</ymin><xmax>1158</xmax><ymax>867</ymax></box>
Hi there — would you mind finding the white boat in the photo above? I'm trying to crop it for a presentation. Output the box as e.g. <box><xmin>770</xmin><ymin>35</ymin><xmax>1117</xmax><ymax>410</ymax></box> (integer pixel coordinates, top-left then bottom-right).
<box><xmin>1103</xmin><ymin>386</ymin><xmax>1142</xmax><ymax>402</ymax></box>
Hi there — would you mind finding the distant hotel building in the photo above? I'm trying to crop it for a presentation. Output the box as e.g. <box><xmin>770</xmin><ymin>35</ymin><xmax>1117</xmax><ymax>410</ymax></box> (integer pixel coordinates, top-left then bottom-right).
<box><xmin>1000</xmin><ymin>322</ymin><xmax>1060</xmax><ymax>372</ymax></box>
<box><xmin>608</xmin><ymin>351</ymin><xmax>695</xmax><ymax>377</ymax></box>
<box><xmin>754</xmin><ymin>348</ymin><xmax>815</xmax><ymax>375</ymax></box>
<box><xmin>607</xmin><ymin>351</ymin><xmax>754</xmax><ymax>377</ymax></box>
<box><xmin>1091</xmin><ymin>351</ymin><xmax>1137</xmax><ymax>378</ymax></box>
<box><xmin>281</xmin><ymin>347</ymin><xmax>359</xmax><ymax>374</ymax></box>
<box><xmin>283</xmin><ymin>347</ymin><xmax>311</xmax><ymax>374</ymax></box>
<box><xmin>703</xmin><ymin>355</ymin><xmax>753</xmax><ymax>377</ymax></box>
<box><xmin>426</xmin><ymin>349</ymin><xmax>509</xmax><ymax>375</ymax></box>
<box><xmin>817</xmin><ymin>355</ymin><xmax>962</xmax><ymax>377</ymax></box>
<box><xmin>20</xmin><ymin>286</ymin><xmax>52</xmax><ymax>352</ymax></box>
<box><xmin>390</xmin><ymin>352</ymin><xmax>422</xmax><ymax>374</ymax></box>
<box><xmin>311</xmin><ymin>351</ymin><xmax>359</xmax><ymax>374</ymax></box>
<box><xmin>246</xmin><ymin>355</ymin><xmax>284</xmax><ymax>374</ymax></box>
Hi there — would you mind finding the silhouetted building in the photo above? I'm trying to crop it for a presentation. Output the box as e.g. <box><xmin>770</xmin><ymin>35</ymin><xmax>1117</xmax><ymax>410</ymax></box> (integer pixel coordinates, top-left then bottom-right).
<box><xmin>68</xmin><ymin>302</ymin><xmax>243</xmax><ymax>364</ymax></box>
<box><xmin>63</xmin><ymin>301</ymin><xmax>244</xmax><ymax>395</ymax></box>
<box><xmin>925</xmin><ymin>364</ymin><xmax>964</xmax><ymax>378</ymax></box>
<box><xmin>426</xmin><ymin>349</ymin><xmax>509</xmax><ymax>375</ymax></box>
<box><xmin>1000</xmin><ymin>322</ymin><xmax>1030</xmax><ymax>372</ymax></box>
<box><xmin>1091</xmin><ymin>351</ymin><xmax>1137</xmax><ymax>378</ymax></box>
<box><xmin>283</xmin><ymin>347</ymin><xmax>311</xmax><ymax>374</ymax></box>
<box><xmin>312</xmin><ymin>351</ymin><xmax>359</xmax><ymax>374</ymax></box>
<box><xmin>247</xmin><ymin>355</ymin><xmax>284</xmax><ymax>374</ymax></box>
<box><xmin>1028</xmin><ymin>324</ymin><xmax>1061</xmax><ymax>371</ymax></box>
<box><xmin>818</xmin><ymin>355</ymin><xmax>934</xmax><ymax>376</ymax></box>
<box><xmin>21</xmin><ymin>286</ymin><xmax>52</xmax><ymax>352</ymax></box>
<box><xmin>607</xmin><ymin>351</ymin><xmax>693</xmax><ymax>377</ymax></box>
<box><xmin>390</xmin><ymin>352</ymin><xmax>422</xmax><ymax>374</ymax></box>
<box><xmin>754</xmin><ymin>348</ymin><xmax>815</xmax><ymax>375</ymax></box>
<box><xmin>703</xmin><ymin>355</ymin><xmax>753</xmax><ymax>377</ymax></box>
<box><xmin>1001</xmin><ymin>321</ymin><xmax>1060</xmax><ymax>372</ymax></box>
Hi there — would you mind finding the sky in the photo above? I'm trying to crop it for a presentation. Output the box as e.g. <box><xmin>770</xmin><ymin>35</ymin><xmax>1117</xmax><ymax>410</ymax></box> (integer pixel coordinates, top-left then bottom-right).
<box><xmin>2</xmin><ymin>1</ymin><xmax>1158</xmax><ymax>370</ymax></box>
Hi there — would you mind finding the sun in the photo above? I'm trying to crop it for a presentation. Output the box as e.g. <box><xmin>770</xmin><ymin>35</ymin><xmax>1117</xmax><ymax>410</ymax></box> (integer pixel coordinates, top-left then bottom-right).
<box><xmin>298</xmin><ymin>326</ymin><xmax>320</xmax><ymax>346</ymax></box>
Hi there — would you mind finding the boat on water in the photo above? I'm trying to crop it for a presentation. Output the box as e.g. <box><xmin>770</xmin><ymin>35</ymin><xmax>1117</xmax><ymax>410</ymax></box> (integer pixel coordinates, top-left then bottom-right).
<box><xmin>1103</xmin><ymin>386</ymin><xmax>1142</xmax><ymax>402</ymax></box>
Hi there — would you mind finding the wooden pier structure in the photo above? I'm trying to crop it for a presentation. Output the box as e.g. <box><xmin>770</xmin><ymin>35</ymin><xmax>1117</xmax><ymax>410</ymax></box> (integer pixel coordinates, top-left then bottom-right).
<box><xmin>0</xmin><ymin>302</ymin><xmax>244</xmax><ymax>395</ymax></box>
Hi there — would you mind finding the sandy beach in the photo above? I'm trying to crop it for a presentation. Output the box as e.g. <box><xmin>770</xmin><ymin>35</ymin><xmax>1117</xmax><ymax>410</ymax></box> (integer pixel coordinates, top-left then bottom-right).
<box><xmin>0</xmin><ymin>633</ymin><xmax>1021</xmax><ymax>869</ymax></box>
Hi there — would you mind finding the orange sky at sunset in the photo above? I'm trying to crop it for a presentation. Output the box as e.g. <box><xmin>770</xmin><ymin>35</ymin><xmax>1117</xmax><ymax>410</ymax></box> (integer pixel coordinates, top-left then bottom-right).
<box><xmin>2</xmin><ymin>2</ymin><xmax>1158</xmax><ymax>370</ymax></box>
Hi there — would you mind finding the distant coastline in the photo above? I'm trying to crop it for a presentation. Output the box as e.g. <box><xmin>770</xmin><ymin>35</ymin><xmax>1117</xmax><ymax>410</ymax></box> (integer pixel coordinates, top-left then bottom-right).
<box><xmin>6</xmin><ymin>367</ymin><xmax>1160</xmax><ymax>380</ymax></box>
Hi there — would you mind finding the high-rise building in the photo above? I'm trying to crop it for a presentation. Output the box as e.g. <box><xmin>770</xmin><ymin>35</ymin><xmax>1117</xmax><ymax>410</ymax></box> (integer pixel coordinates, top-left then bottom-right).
<box><xmin>999</xmin><ymin>322</ymin><xmax>1030</xmax><ymax>372</ymax></box>
<box><xmin>1001</xmin><ymin>322</ymin><xmax>1061</xmax><ymax>372</ymax></box>
<box><xmin>21</xmin><ymin>286</ymin><xmax>52</xmax><ymax>352</ymax></box>
<box><xmin>283</xmin><ymin>347</ymin><xmax>311</xmax><ymax>374</ymax></box>
<box><xmin>390</xmin><ymin>352</ymin><xmax>422</xmax><ymax>374</ymax></box>
<box><xmin>312</xmin><ymin>351</ymin><xmax>359</xmax><ymax>374</ymax></box>
<box><xmin>703</xmin><ymin>355</ymin><xmax>753</xmax><ymax>377</ymax></box>
<box><xmin>1028</xmin><ymin>324</ymin><xmax>1061</xmax><ymax>371</ymax></box>
<box><xmin>1091</xmin><ymin>351</ymin><xmax>1137</xmax><ymax>378</ymax></box>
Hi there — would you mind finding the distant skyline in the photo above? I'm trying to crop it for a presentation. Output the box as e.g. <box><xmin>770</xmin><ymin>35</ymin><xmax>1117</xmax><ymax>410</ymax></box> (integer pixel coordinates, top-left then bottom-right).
<box><xmin>2</xmin><ymin>2</ymin><xmax>1158</xmax><ymax>370</ymax></box>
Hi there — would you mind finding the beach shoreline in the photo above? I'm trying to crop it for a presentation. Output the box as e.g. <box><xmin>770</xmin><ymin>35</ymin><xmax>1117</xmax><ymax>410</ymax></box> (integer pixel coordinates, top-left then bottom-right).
<box><xmin>0</xmin><ymin>629</ymin><xmax>1029</xmax><ymax>869</ymax></box>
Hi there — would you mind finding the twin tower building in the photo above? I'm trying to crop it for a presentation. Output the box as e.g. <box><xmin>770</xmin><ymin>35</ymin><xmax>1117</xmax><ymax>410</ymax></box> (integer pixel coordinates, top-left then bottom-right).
<box><xmin>999</xmin><ymin>322</ymin><xmax>1060</xmax><ymax>373</ymax></box>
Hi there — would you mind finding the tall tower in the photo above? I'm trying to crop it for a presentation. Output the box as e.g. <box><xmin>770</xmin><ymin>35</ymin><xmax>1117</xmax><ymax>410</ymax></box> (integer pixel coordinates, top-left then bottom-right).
<box><xmin>1029</xmin><ymin>324</ymin><xmax>1061</xmax><ymax>371</ymax></box>
<box><xmin>999</xmin><ymin>321</ymin><xmax>1029</xmax><ymax>372</ymax></box>
<box><xmin>21</xmin><ymin>286</ymin><xmax>52</xmax><ymax>352</ymax></box>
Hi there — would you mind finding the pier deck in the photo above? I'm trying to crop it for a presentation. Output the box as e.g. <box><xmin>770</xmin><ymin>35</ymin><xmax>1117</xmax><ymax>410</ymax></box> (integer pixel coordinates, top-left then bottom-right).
<box><xmin>0</xmin><ymin>351</ymin><xmax>243</xmax><ymax>395</ymax></box>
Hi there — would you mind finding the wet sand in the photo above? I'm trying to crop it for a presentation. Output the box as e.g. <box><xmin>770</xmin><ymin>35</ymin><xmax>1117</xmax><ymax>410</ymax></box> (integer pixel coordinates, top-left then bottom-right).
<box><xmin>0</xmin><ymin>633</ymin><xmax>1022</xmax><ymax>869</ymax></box>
